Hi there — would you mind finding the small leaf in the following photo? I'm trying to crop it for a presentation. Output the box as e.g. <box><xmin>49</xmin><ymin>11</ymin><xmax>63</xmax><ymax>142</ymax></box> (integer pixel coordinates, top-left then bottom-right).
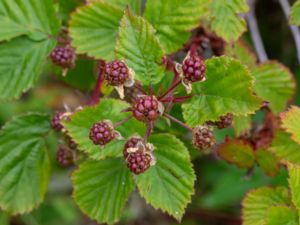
<box><xmin>209</xmin><ymin>0</ymin><xmax>248</xmax><ymax>42</ymax></box>
<box><xmin>182</xmin><ymin>56</ymin><xmax>261</xmax><ymax>126</ymax></box>
<box><xmin>282</xmin><ymin>106</ymin><xmax>300</xmax><ymax>145</ymax></box>
<box><xmin>290</xmin><ymin>0</ymin><xmax>300</xmax><ymax>25</ymax></box>
<box><xmin>265</xmin><ymin>206</ymin><xmax>298</xmax><ymax>225</ymax></box>
<box><xmin>115</xmin><ymin>11</ymin><xmax>165</xmax><ymax>85</ymax></box>
<box><xmin>269</xmin><ymin>131</ymin><xmax>300</xmax><ymax>165</ymax></box>
<box><xmin>0</xmin><ymin>114</ymin><xmax>51</xmax><ymax>214</ymax></box>
<box><xmin>253</xmin><ymin>62</ymin><xmax>295</xmax><ymax>114</ymax></box>
<box><xmin>255</xmin><ymin>149</ymin><xmax>280</xmax><ymax>177</ymax></box>
<box><xmin>288</xmin><ymin>163</ymin><xmax>300</xmax><ymax>222</ymax></box>
<box><xmin>233</xmin><ymin>115</ymin><xmax>252</xmax><ymax>136</ymax></box>
<box><xmin>143</xmin><ymin>0</ymin><xmax>209</xmax><ymax>53</ymax></box>
<box><xmin>136</xmin><ymin>134</ymin><xmax>195</xmax><ymax>221</ymax></box>
<box><xmin>217</xmin><ymin>139</ymin><xmax>255</xmax><ymax>169</ymax></box>
<box><xmin>0</xmin><ymin>37</ymin><xmax>55</xmax><ymax>100</ymax></box>
<box><xmin>72</xmin><ymin>158</ymin><xmax>135</xmax><ymax>225</ymax></box>
<box><xmin>242</xmin><ymin>186</ymin><xmax>291</xmax><ymax>225</ymax></box>
<box><xmin>64</xmin><ymin>98</ymin><xmax>145</xmax><ymax>160</ymax></box>
<box><xmin>0</xmin><ymin>0</ymin><xmax>60</xmax><ymax>41</ymax></box>
<box><xmin>69</xmin><ymin>1</ymin><xmax>123</xmax><ymax>60</ymax></box>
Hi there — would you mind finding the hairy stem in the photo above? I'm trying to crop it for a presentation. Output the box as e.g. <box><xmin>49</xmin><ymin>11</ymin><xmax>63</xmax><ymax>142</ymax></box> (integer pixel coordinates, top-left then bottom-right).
<box><xmin>114</xmin><ymin>115</ymin><xmax>133</xmax><ymax>128</ymax></box>
<box><xmin>164</xmin><ymin>113</ymin><xmax>193</xmax><ymax>132</ymax></box>
<box><xmin>246</xmin><ymin>0</ymin><xmax>268</xmax><ymax>62</ymax></box>
<box><xmin>143</xmin><ymin>122</ymin><xmax>154</xmax><ymax>143</ymax></box>
<box><xmin>278</xmin><ymin>0</ymin><xmax>300</xmax><ymax>64</ymax></box>
<box><xmin>160</xmin><ymin>95</ymin><xmax>192</xmax><ymax>103</ymax></box>
<box><xmin>89</xmin><ymin>60</ymin><xmax>105</xmax><ymax>105</ymax></box>
<box><xmin>158</xmin><ymin>79</ymin><xmax>181</xmax><ymax>100</ymax></box>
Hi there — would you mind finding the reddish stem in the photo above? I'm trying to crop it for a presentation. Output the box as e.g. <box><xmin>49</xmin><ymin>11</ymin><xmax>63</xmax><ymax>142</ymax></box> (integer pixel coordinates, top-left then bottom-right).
<box><xmin>114</xmin><ymin>115</ymin><xmax>133</xmax><ymax>128</ymax></box>
<box><xmin>143</xmin><ymin>122</ymin><xmax>154</xmax><ymax>143</ymax></box>
<box><xmin>160</xmin><ymin>95</ymin><xmax>192</xmax><ymax>103</ymax></box>
<box><xmin>158</xmin><ymin>79</ymin><xmax>181</xmax><ymax>100</ymax></box>
<box><xmin>163</xmin><ymin>113</ymin><xmax>193</xmax><ymax>132</ymax></box>
<box><xmin>89</xmin><ymin>60</ymin><xmax>105</xmax><ymax>105</ymax></box>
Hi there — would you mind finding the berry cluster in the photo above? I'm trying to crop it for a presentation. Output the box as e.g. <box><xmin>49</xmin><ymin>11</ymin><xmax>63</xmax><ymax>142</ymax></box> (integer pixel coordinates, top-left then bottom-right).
<box><xmin>192</xmin><ymin>125</ymin><xmax>215</xmax><ymax>151</ymax></box>
<box><xmin>208</xmin><ymin>113</ymin><xmax>233</xmax><ymax>129</ymax></box>
<box><xmin>182</xmin><ymin>54</ymin><xmax>206</xmax><ymax>83</ymax></box>
<box><xmin>51</xmin><ymin>111</ymin><xmax>64</xmax><ymax>132</ymax></box>
<box><xmin>50</xmin><ymin>46</ymin><xmax>75</xmax><ymax>68</ymax></box>
<box><xmin>89</xmin><ymin>120</ymin><xmax>117</xmax><ymax>146</ymax></box>
<box><xmin>132</xmin><ymin>95</ymin><xmax>162</xmax><ymax>122</ymax></box>
<box><xmin>56</xmin><ymin>145</ymin><xmax>74</xmax><ymax>167</ymax></box>
<box><xmin>104</xmin><ymin>60</ymin><xmax>129</xmax><ymax>86</ymax></box>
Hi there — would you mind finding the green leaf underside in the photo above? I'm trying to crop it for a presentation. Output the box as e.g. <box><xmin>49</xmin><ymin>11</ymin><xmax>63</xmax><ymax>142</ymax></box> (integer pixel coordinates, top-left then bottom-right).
<box><xmin>253</xmin><ymin>62</ymin><xmax>295</xmax><ymax>114</ymax></box>
<box><xmin>0</xmin><ymin>0</ymin><xmax>59</xmax><ymax>41</ymax></box>
<box><xmin>182</xmin><ymin>56</ymin><xmax>261</xmax><ymax>126</ymax></box>
<box><xmin>288</xmin><ymin>163</ymin><xmax>300</xmax><ymax>223</ymax></box>
<box><xmin>210</xmin><ymin>0</ymin><xmax>248</xmax><ymax>42</ymax></box>
<box><xmin>0</xmin><ymin>114</ymin><xmax>51</xmax><ymax>214</ymax></box>
<box><xmin>115</xmin><ymin>10</ymin><xmax>165</xmax><ymax>85</ymax></box>
<box><xmin>265</xmin><ymin>206</ymin><xmax>298</xmax><ymax>225</ymax></box>
<box><xmin>290</xmin><ymin>0</ymin><xmax>300</xmax><ymax>25</ymax></box>
<box><xmin>217</xmin><ymin>140</ymin><xmax>255</xmax><ymax>169</ymax></box>
<box><xmin>64</xmin><ymin>98</ymin><xmax>145</xmax><ymax>160</ymax></box>
<box><xmin>255</xmin><ymin>149</ymin><xmax>280</xmax><ymax>177</ymax></box>
<box><xmin>72</xmin><ymin>158</ymin><xmax>135</xmax><ymax>225</ymax></box>
<box><xmin>69</xmin><ymin>1</ymin><xmax>123</xmax><ymax>60</ymax></box>
<box><xmin>136</xmin><ymin>134</ymin><xmax>195</xmax><ymax>221</ymax></box>
<box><xmin>0</xmin><ymin>37</ymin><xmax>56</xmax><ymax>101</ymax></box>
<box><xmin>269</xmin><ymin>131</ymin><xmax>300</xmax><ymax>165</ymax></box>
<box><xmin>242</xmin><ymin>186</ymin><xmax>291</xmax><ymax>225</ymax></box>
<box><xmin>143</xmin><ymin>0</ymin><xmax>209</xmax><ymax>53</ymax></box>
<box><xmin>282</xmin><ymin>106</ymin><xmax>300</xmax><ymax>145</ymax></box>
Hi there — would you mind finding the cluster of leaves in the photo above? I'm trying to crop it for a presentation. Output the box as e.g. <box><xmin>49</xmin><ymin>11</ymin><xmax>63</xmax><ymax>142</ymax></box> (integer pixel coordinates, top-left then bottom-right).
<box><xmin>0</xmin><ymin>0</ymin><xmax>299</xmax><ymax>225</ymax></box>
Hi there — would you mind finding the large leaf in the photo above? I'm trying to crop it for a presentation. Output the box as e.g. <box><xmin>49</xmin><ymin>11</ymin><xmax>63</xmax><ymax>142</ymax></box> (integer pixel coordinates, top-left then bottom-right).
<box><xmin>217</xmin><ymin>139</ymin><xmax>255</xmax><ymax>169</ymax></box>
<box><xmin>136</xmin><ymin>134</ymin><xmax>195</xmax><ymax>221</ymax></box>
<box><xmin>253</xmin><ymin>62</ymin><xmax>295</xmax><ymax>114</ymax></box>
<box><xmin>290</xmin><ymin>0</ymin><xmax>300</xmax><ymax>25</ymax></box>
<box><xmin>288</xmin><ymin>163</ymin><xmax>300</xmax><ymax>222</ymax></box>
<box><xmin>269</xmin><ymin>131</ymin><xmax>300</xmax><ymax>165</ymax></box>
<box><xmin>255</xmin><ymin>149</ymin><xmax>280</xmax><ymax>177</ymax></box>
<box><xmin>282</xmin><ymin>106</ymin><xmax>300</xmax><ymax>145</ymax></box>
<box><xmin>265</xmin><ymin>206</ymin><xmax>298</xmax><ymax>225</ymax></box>
<box><xmin>0</xmin><ymin>37</ymin><xmax>55</xmax><ymax>101</ymax></box>
<box><xmin>0</xmin><ymin>0</ymin><xmax>59</xmax><ymax>41</ymax></box>
<box><xmin>88</xmin><ymin>0</ymin><xmax>141</xmax><ymax>14</ymax></box>
<box><xmin>209</xmin><ymin>0</ymin><xmax>248</xmax><ymax>42</ymax></box>
<box><xmin>182</xmin><ymin>56</ymin><xmax>261</xmax><ymax>126</ymax></box>
<box><xmin>143</xmin><ymin>0</ymin><xmax>209</xmax><ymax>53</ymax></box>
<box><xmin>242</xmin><ymin>186</ymin><xmax>291</xmax><ymax>225</ymax></box>
<box><xmin>64</xmin><ymin>98</ymin><xmax>145</xmax><ymax>160</ymax></box>
<box><xmin>233</xmin><ymin>115</ymin><xmax>252</xmax><ymax>136</ymax></box>
<box><xmin>0</xmin><ymin>114</ymin><xmax>51</xmax><ymax>214</ymax></box>
<box><xmin>72</xmin><ymin>158</ymin><xmax>135</xmax><ymax>224</ymax></box>
<box><xmin>115</xmin><ymin>11</ymin><xmax>165</xmax><ymax>85</ymax></box>
<box><xmin>69</xmin><ymin>1</ymin><xmax>123</xmax><ymax>60</ymax></box>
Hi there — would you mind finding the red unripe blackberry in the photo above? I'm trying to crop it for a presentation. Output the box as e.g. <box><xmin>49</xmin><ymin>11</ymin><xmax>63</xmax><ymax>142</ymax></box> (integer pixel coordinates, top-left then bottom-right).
<box><xmin>192</xmin><ymin>125</ymin><xmax>215</xmax><ymax>150</ymax></box>
<box><xmin>215</xmin><ymin>113</ymin><xmax>233</xmax><ymax>129</ymax></box>
<box><xmin>89</xmin><ymin>120</ymin><xmax>116</xmax><ymax>146</ymax></box>
<box><xmin>126</xmin><ymin>150</ymin><xmax>152</xmax><ymax>175</ymax></box>
<box><xmin>182</xmin><ymin>55</ymin><xmax>206</xmax><ymax>82</ymax></box>
<box><xmin>50</xmin><ymin>46</ymin><xmax>75</xmax><ymax>68</ymax></box>
<box><xmin>123</xmin><ymin>136</ymin><xmax>143</xmax><ymax>158</ymax></box>
<box><xmin>104</xmin><ymin>60</ymin><xmax>129</xmax><ymax>86</ymax></box>
<box><xmin>51</xmin><ymin>111</ymin><xmax>64</xmax><ymax>132</ymax></box>
<box><xmin>132</xmin><ymin>95</ymin><xmax>161</xmax><ymax>122</ymax></box>
<box><xmin>56</xmin><ymin>145</ymin><xmax>73</xmax><ymax>167</ymax></box>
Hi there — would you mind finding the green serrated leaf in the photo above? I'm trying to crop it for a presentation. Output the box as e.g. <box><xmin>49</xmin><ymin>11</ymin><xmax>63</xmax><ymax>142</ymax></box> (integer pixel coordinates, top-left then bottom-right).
<box><xmin>269</xmin><ymin>131</ymin><xmax>300</xmax><ymax>165</ymax></box>
<box><xmin>182</xmin><ymin>56</ymin><xmax>261</xmax><ymax>126</ymax></box>
<box><xmin>253</xmin><ymin>62</ymin><xmax>295</xmax><ymax>114</ymax></box>
<box><xmin>242</xmin><ymin>186</ymin><xmax>291</xmax><ymax>225</ymax></box>
<box><xmin>255</xmin><ymin>149</ymin><xmax>280</xmax><ymax>177</ymax></box>
<box><xmin>0</xmin><ymin>37</ymin><xmax>55</xmax><ymax>101</ymax></box>
<box><xmin>0</xmin><ymin>0</ymin><xmax>60</xmax><ymax>41</ymax></box>
<box><xmin>64</xmin><ymin>98</ymin><xmax>145</xmax><ymax>160</ymax></box>
<box><xmin>144</xmin><ymin>0</ymin><xmax>210</xmax><ymax>53</ymax></box>
<box><xmin>87</xmin><ymin>0</ymin><xmax>141</xmax><ymax>14</ymax></box>
<box><xmin>115</xmin><ymin>10</ymin><xmax>165</xmax><ymax>85</ymax></box>
<box><xmin>233</xmin><ymin>114</ymin><xmax>252</xmax><ymax>137</ymax></box>
<box><xmin>69</xmin><ymin>1</ymin><xmax>123</xmax><ymax>60</ymax></box>
<box><xmin>72</xmin><ymin>158</ymin><xmax>135</xmax><ymax>225</ymax></box>
<box><xmin>282</xmin><ymin>106</ymin><xmax>300</xmax><ymax>145</ymax></box>
<box><xmin>209</xmin><ymin>0</ymin><xmax>248</xmax><ymax>42</ymax></box>
<box><xmin>288</xmin><ymin>163</ymin><xmax>300</xmax><ymax>223</ymax></box>
<box><xmin>217</xmin><ymin>140</ymin><xmax>255</xmax><ymax>169</ymax></box>
<box><xmin>135</xmin><ymin>134</ymin><xmax>195</xmax><ymax>221</ymax></box>
<box><xmin>265</xmin><ymin>205</ymin><xmax>298</xmax><ymax>225</ymax></box>
<box><xmin>0</xmin><ymin>114</ymin><xmax>51</xmax><ymax>214</ymax></box>
<box><xmin>290</xmin><ymin>0</ymin><xmax>300</xmax><ymax>25</ymax></box>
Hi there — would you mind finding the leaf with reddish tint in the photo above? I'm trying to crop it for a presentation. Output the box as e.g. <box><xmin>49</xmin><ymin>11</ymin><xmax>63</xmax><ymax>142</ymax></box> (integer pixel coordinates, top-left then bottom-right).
<box><xmin>255</xmin><ymin>149</ymin><xmax>280</xmax><ymax>177</ymax></box>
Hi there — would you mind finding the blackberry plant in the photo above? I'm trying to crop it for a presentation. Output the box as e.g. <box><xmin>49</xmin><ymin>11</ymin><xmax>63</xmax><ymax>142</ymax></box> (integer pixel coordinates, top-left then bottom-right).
<box><xmin>0</xmin><ymin>0</ymin><xmax>300</xmax><ymax>225</ymax></box>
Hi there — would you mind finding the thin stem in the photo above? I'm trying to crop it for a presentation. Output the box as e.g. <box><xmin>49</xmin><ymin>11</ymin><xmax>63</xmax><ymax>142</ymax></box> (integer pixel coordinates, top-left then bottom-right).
<box><xmin>245</xmin><ymin>0</ymin><xmax>268</xmax><ymax>62</ymax></box>
<box><xmin>158</xmin><ymin>79</ymin><xmax>181</xmax><ymax>100</ymax></box>
<box><xmin>160</xmin><ymin>95</ymin><xmax>192</xmax><ymax>103</ymax></box>
<box><xmin>143</xmin><ymin>122</ymin><xmax>154</xmax><ymax>143</ymax></box>
<box><xmin>114</xmin><ymin>115</ymin><xmax>133</xmax><ymax>128</ymax></box>
<box><xmin>164</xmin><ymin>113</ymin><xmax>193</xmax><ymax>132</ymax></box>
<box><xmin>48</xmin><ymin>34</ymin><xmax>70</xmax><ymax>45</ymax></box>
<box><xmin>89</xmin><ymin>60</ymin><xmax>105</xmax><ymax>105</ymax></box>
<box><xmin>278</xmin><ymin>0</ymin><xmax>300</xmax><ymax>64</ymax></box>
